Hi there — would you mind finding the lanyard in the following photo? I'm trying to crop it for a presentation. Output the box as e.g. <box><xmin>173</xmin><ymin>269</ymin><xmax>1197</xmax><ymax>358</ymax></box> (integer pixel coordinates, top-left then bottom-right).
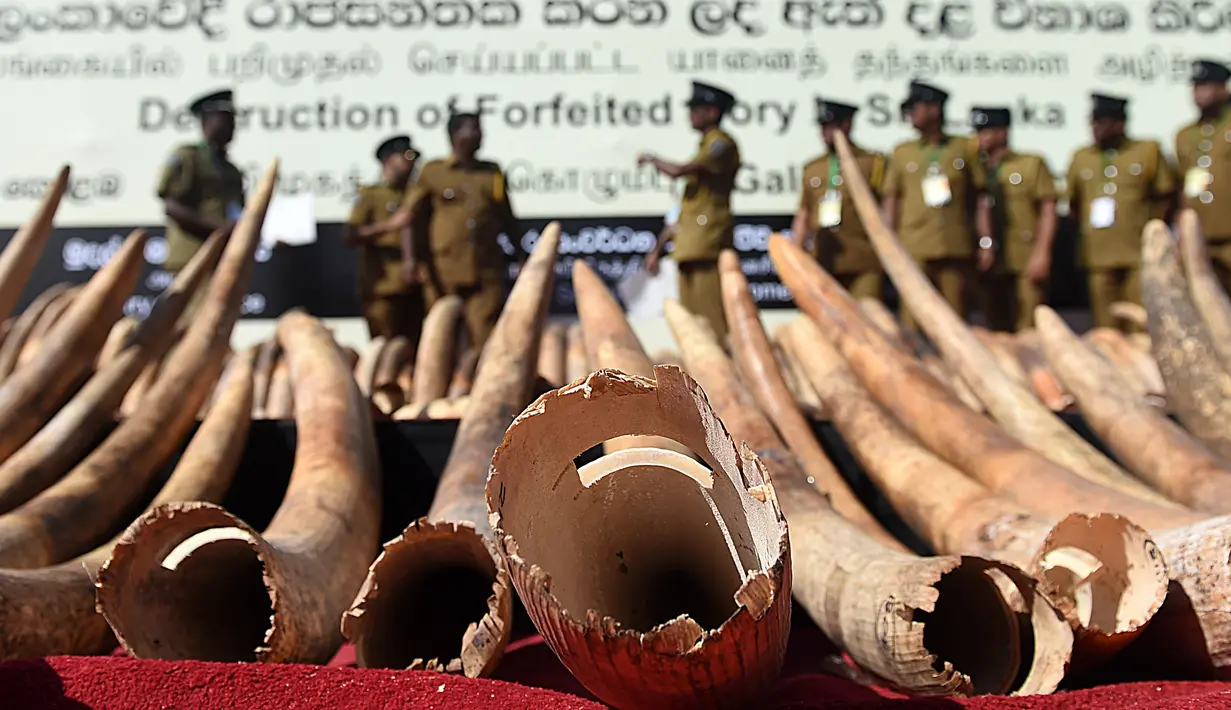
<box><xmin>1100</xmin><ymin>150</ymin><xmax>1116</xmax><ymax>188</ymax></box>
<box><xmin>827</xmin><ymin>155</ymin><xmax>840</xmax><ymax>189</ymax></box>
<box><xmin>986</xmin><ymin>157</ymin><xmax>1002</xmax><ymax>187</ymax></box>
<box><xmin>926</xmin><ymin>146</ymin><xmax>942</xmax><ymax>171</ymax></box>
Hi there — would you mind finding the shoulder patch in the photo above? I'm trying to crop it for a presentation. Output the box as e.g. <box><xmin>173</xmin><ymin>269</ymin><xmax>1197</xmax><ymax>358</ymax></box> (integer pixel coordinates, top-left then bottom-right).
<box><xmin>709</xmin><ymin>138</ymin><xmax>731</xmax><ymax>157</ymax></box>
<box><xmin>165</xmin><ymin>153</ymin><xmax>182</xmax><ymax>169</ymax></box>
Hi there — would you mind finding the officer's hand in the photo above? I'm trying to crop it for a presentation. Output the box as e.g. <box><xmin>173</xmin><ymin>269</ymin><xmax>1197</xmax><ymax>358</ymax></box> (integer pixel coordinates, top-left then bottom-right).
<box><xmin>645</xmin><ymin>250</ymin><xmax>661</xmax><ymax>276</ymax></box>
<box><xmin>1025</xmin><ymin>251</ymin><xmax>1051</xmax><ymax>286</ymax></box>
<box><xmin>401</xmin><ymin>260</ymin><xmax>421</xmax><ymax>286</ymax></box>
<box><xmin>976</xmin><ymin>247</ymin><xmax>996</xmax><ymax>273</ymax></box>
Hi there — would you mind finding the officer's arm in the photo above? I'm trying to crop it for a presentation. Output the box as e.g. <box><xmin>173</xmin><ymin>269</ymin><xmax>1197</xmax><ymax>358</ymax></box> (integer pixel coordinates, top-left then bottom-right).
<box><xmin>360</xmin><ymin>180</ymin><xmax>428</xmax><ymax>239</ymax></box>
<box><xmin>158</xmin><ymin>149</ymin><xmax>225</xmax><ymax>240</ymax></box>
<box><xmin>651</xmin><ymin>136</ymin><xmax>735</xmax><ymax>179</ymax></box>
<box><xmin>163</xmin><ymin>200</ymin><xmax>229</xmax><ymax>240</ymax></box>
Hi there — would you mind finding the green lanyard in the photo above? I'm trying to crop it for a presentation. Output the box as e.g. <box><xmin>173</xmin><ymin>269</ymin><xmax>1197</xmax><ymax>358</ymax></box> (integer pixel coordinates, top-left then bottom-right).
<box><xmin>827</xmin><ymin>155</ymin><xmax>840</xmax><ymax>190</ymax></box>
<box><xmin>926</xmin><ymin>146</ymin><xmax>942</xmax><ymax>171</ymax></box>
<box><xmin>1100</xmin><ymin>150</ymin><xmax>1115</xmax><ymax>189</ymax></box>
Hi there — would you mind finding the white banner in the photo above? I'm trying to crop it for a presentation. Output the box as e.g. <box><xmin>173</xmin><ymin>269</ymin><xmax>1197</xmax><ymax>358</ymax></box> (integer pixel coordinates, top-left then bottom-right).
<box><xmin>0</xmin><ymin>0</ymin><xmax>1228</xmax><ymax>227</ymax></box>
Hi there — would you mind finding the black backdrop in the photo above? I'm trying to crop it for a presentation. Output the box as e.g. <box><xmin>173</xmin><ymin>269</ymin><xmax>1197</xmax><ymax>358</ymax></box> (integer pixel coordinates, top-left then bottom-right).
<box><xmin>0</xmin><ymin>215</ymin><xmax>1087</xmax><ymax>319</ymax></box>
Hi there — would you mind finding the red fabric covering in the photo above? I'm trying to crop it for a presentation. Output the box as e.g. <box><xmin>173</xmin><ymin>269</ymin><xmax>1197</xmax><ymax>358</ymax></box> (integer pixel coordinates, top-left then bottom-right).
<box><xmin>4</xmin><ymin>652</ymin><xmax>1231</xmax><ymax>710</ymax></box>
<box><xmin>2</xmin><ymin>617</ymin><xmax>1227</xmax><ymax>708</ymax></box>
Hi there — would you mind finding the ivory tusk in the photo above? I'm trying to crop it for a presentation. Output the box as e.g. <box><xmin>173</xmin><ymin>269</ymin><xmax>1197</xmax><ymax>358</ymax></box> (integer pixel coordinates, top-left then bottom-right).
<box><xmin>0</xmin><ymin>334</ymin><xmax>255</xmax><ymax>661</ymax></box>
<box><xmin>1178</xmin><ymin>210</ymin><xmax>1231</xmax><ymax>367</ymax></box>
<box><xmin>98</xmin><ymin>310</ymin><xmax>381</xmax><ymax>664</ymax></box>
<box><xmin>1037</xmin><ymin>306</ymin><xmax>1231</xmax><ymax>514</ymax></box>
<box><xmin>767</xmin><ymin>231</ymin><xmax>1205</xmax><ymax>533</ymax></box>
<box><xmin>714</xmin><ymin>256</ymin><xmax>903</xmax><ymax>550</ymax></box>
<box><xmin>413</xmin><ymin>296</ymin><xmax>463</xmax><ymax>408</ymax></box>
<box><xmin>0</xmin><ymin>229</ymin><xmax>227</xmax><ymax>514</ymax></box>
<box><xmin>0</xmin><ymin>166</ymin><xmax>69</xmax><ymax>321</ymax></box>
<box><xmin>788</xmin><ymin>314</ymin><xmax>1164</xmax><ymax>675</ymax></box>
<box><xmin>1142</xmin><ymin>220</ymin><xmax>1231</xmax><ymax>460</ymax></box>
<box><xmin>341</xmin><ymin>222</ymin><xmax>562</xmax><ymax>677</ymax></box>
<box><xmin>487</xmin><ymin>366</ymin><xmax>791</xmax><ymax>708</ymax></box>
<box><xmin>832</xmin><ymin>131</ymin><xmax>1177</xmax><ymax>507</ymax></box>
<box><xmin>573</xmin><ymin>259</ymin><xmax>693</xmax><ymax>457</ymax></box>
<box><xmin>0</xmin><ymin>162</ymin><xmax>278</xmax><ymax>568</ymax></box>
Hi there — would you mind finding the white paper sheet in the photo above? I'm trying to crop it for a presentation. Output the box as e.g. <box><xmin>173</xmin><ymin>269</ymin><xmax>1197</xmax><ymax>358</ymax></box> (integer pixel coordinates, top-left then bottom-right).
<box><xmin>618</xmin><ymin>257</ymin><xmax>679</xmax><ymax>319</ymax></box>
<box><xmin>260</xmin><ymin>193</ymin><xmax>318</xmax><ymax>247</ymax></box>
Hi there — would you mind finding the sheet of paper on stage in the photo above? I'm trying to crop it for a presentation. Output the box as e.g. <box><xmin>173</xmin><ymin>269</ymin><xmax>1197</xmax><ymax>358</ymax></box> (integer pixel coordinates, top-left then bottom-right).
<box><xmin>619</xmin><ymin>257</ymin><xmax>679</xmax><ymax>319</ymax></box>
<box><xmin>261</xmin><ymin>193</ymin><xmax>318</xmax><ymax>247</ymax></box>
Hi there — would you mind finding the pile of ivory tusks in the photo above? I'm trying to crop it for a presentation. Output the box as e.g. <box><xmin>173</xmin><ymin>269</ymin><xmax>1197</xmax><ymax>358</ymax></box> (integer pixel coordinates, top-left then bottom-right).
<box><xmin>2</xmin><ymin>149</ymin><xmax>1231</xmax><ymax>710</ymax></box>
<box><xmin>335</xmin><ymin>295</ymin><xmax>680</xmax><ymax>423</ymax></box>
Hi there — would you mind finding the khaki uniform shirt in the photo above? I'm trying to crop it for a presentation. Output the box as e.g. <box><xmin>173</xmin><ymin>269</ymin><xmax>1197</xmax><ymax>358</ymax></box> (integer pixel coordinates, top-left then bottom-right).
<box><xmin>797</xmin><ymin>144</ymin><xmax>886</xmax><ymax>274</ymax></box>
<box><xmin>404</xmin><ymin>157</ymin><xmax>519</xmax><ymax>286</ymax></box>
<box><xmin>675</xmin><ymin>126</ymin><xmax>741</xmax><ymax>264</ymax></box>
<box><xmin>156</xmin><ymin>143</ymin><xmax>246</xmax><ymax>271</ymax></box>
<box><xmin>985</xmin><ymin>151</ymin><xmax>1058</xmax><ymax>273</ymax></box>
<box><xmin>1175</xmin><ymin>101</ymin><xmax>1231</xmax><ymax>241</ymax></box>
<box><xmin>883</xmin><ymin>135</ymin><xmax>986</xmax><ymax>261</ymax></box>
<box><xmin>1065</xmin><ymin>139</ymin><xmax>1177</xmax><ymax>269</ymax></box>
<box><xmin>348</xmin><ymin>183</ymin><xmax>410</xmax><ymax>298</ymax></box>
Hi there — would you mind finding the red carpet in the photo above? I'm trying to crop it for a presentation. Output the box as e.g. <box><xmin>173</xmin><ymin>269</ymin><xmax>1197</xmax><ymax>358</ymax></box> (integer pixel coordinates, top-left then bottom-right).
<box><xmin>2</xmin><ymin>622</ymin><xmax>1227</xmax><ymax>708</ymax></box>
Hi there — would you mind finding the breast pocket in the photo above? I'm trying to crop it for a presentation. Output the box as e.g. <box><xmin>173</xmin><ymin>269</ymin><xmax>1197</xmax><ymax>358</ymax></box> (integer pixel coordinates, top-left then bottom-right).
<box><xmin>1113</xmin><ymin>163</ymin><xmax>1149</xmax><ymax>202</ymax></box>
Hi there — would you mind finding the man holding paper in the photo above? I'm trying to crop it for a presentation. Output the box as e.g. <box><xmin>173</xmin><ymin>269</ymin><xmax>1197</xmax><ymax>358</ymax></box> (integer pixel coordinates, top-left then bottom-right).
<box><xmin>637</xmin><ymin>80</ymin><xmax>742</xmax><ymax>342</ymax></box>
<box><xmin>156</xmin><ymin>89</ymin><xmax>246</xmax><ymax>274</ymax></box>
<box><xmin>346</xmin><ymin>134</ymin><xmax>424</xmax><ymax>345</ymax></box>
<box><xmin>1064</xmin><ymin>94</ymin><xmax>1177</xmax><ymax>331</ymax></box>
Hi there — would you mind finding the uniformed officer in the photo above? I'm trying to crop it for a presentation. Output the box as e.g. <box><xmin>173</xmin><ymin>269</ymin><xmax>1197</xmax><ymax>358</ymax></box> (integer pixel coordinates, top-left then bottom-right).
<box><xmin>356</xmin><ymin>112</ymin><xmax>520</xmax><ymax>350</ymax></box>
<box><xmin>157</xmin><ymin>89</ymin><xmax>245</xmax><ymax>274</ymax></box>
<box><xmin>638</xmin><ymin>80</ymin><xmax>742</xmax><ymax>342</ymax></box>
<box><xmin>882</xmin><ymin>81</ymin><xmax>991</xmax><ymax>329</ymax></box>
<box><xmin>1176</xmin><ymin>59</ymin><xmax>1231</xmax><ymax>291</ymax></box>
<box><xmin>346</xmin><ymin>135</ymin><xmax>424</xmax><ymax>346</ymax></box>
<box><xmin>971</xmin><ymin>107</ymin><xmax>1059</xmax><ymax>332</ymax></box>
<box><xmin>1065</xmin><ymin>94</ymin><xmax>1177</xmax><ymax>331</ymax></box>
<box><xmin>791</xmin><ymin>98</ymin><xmax>887</xmax><ymax>301</ymax></box>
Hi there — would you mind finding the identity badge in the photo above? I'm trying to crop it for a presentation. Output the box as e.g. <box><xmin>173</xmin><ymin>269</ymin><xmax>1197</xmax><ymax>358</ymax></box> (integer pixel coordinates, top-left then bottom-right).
<box><xmin>922</xmin><ymin>173</ymin><xmax>952</xmax><ymax>207</ymax></box>
<box><xmin>1090</xmin><ymin>196</ymin><xmax>1116</xmax><ymax>229</ymax></box>
<box><xmin>818</xmin><ymin>190</ymin><xmax>842</xmax><ymax>228</ymax></box>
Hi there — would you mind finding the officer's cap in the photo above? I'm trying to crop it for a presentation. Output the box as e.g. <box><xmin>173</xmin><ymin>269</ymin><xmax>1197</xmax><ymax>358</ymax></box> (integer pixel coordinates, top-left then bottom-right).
<box><xmin>818</xmin><ymin>99</ymin><xmax>859</xmax><ymax>125</ymax></box>
<box><xmin>971</xmin><ymin>107</ymin><xmax>1012</xmax><ymax>130</ymax></box>
<box><xmin>686</xmin><ymin>81</ymin><xmax>737</xmax><ymax>112</ymax></box>
<box><xmin>376</xmin><ymin>135</ymin><xmax>417</xmax><ymax>162</ymax></box>
<box><xmin>189</xmin><ymin>89</ymin><xmax>235</xmax><ymax>117</ymax></box>
<box><xmin>1091</xmin><ymin>93</ymin><xmax>1129</xmax><ymax>120</ymax></box>
<box><xmin>1192</xmin><ymin>59</ymin><xmax>1231</xmax><ymax>85</ymax></box>
<box><xmin>902</xmin><ymin>80</ymin><xmax>949</xmax><ymax>111</ymax></box>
